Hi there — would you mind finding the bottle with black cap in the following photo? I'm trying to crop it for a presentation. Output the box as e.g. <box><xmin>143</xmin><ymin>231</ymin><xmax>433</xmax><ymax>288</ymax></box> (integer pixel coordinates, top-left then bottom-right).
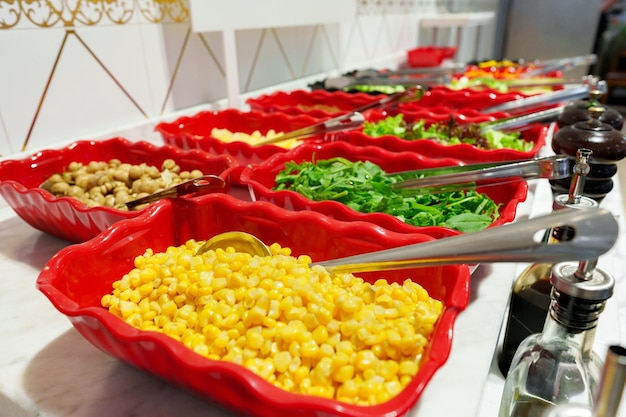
<box><xmin>498</xmin><ymin>148</ymin><xmax>598</xmax><ymax>377</ymax></box>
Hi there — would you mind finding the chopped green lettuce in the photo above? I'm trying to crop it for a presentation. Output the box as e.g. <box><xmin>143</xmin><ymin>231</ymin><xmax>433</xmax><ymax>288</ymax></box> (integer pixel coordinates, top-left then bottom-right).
<box><xmin>273</xmin><ymin>157</ymin><xmax>501</xmax><ymax>233</ymax></box>
<box><xmin>363</xmin><ymin>114</ymin><xmax>532</xmax><ymax>151</ymax></box>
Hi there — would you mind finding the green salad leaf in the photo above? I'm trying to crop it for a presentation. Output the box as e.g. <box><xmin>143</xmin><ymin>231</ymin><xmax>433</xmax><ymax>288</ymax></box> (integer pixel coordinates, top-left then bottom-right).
<box><xmin>348</xmin><ymin>85</ymin><xmax>406</xmax><ymax>94</ymax></box>
<box><xmin>450</xmin><ymin>76</ymin><xmax>510</xmax><ymax>92</ymax></box>
<box><xmin>273</xmin><ymin>157</ymin><xmax>501</xmax><ymax>233</ymax></box>
<box><xmin>362</xmin><ymin>114</ymin><xmax>533</xmax><ymax>152</ymax></box>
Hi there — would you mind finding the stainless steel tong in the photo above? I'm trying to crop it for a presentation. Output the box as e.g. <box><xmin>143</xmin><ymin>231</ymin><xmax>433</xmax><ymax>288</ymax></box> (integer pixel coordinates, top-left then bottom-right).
<box><xmin>350</xmin><ymin>63</ymin><xmax>467</xmax><ymax>79</ymax></box>
<box><xmin>125</xmin><ymin>174</ymin><xmax>226</xmax><ymax>209</ymax></box>
<box><xmin>517</xmin><ymin>54</ymin><xmax>597</xmax><ymax>78</ymax></box>
<box><xmin>351</xmin><ymin>86</ymin><xmax>423</xmax><ymax>113</ymax></box>
<box><xmin>391</xmin><ymin>155</ymin><xmax>570</xmax><ymax>195</ymax></box>
<box><xmin>480</xmin><ymin>106</ymin><xmax>565</xmax><ymax>133</ymax></box>
<box><xmin>323</xmin><ymin>74</ymin><xmax>451</xmax><ymax>90</ymax></box>
<box><xmin>253</xmin><ymin>112</ymin><xmax>366</xmax><ymax>146</ymax></box>
<box><xmin>255</xmin><ymin>88</ymin><xmax>423</xmax><ymax>146</ymax></box>
<box><xmin>483</xmin><ymin>85</ymin><xmax>590</xmax><ymax>113</ymax></box>
<box><xmin>311</xmin><ymin>207</ymin><xmax>618</xmax><ymax>273</ymax></box>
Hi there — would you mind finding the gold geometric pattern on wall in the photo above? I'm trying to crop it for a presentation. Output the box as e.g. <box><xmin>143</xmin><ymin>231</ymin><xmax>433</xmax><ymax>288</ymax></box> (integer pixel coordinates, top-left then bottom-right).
<box><xmin>1</xmin><ymin>0</ymin><xmax>431</xmax><ymax>152</ymax></box>
<box><xmin>0</xmin><ymin>0</ymin><xmax>195</xmax><ymax>151</ymax></box>
<box><xmin>0</xmin><ymin>0</ymin><xmax>434</xmax><ymax>29</ymax></box>
<box><xmin>0</xmin><ymin>0</ymin><xmax>189</xmax><ymax>29</ymax></box>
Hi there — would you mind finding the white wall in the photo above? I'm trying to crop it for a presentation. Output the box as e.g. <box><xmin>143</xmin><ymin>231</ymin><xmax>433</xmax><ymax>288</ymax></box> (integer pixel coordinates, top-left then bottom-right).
<box><xmin>0</xmin><ymin>0</ymin><xmax>498</xmax><ymax>158</ymax></box>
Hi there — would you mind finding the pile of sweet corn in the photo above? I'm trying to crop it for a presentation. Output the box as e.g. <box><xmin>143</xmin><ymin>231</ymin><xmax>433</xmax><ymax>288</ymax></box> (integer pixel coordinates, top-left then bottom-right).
<box><xmin>210</xmin><ymin>127</ymin><xmax>301</xmax><ymax>149</ymax></box>
<box><xmin>101</xmin><ymin>239</ymin><xmax>443</xmax><ymax>405</ymax></box>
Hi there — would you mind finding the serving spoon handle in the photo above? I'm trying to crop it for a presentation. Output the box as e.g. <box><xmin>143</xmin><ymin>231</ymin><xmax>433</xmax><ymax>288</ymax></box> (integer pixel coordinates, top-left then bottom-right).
<box><xmin>312</xmin><ymin>208</ymin><xmax>617</xmax><ymax>273</ymax></box>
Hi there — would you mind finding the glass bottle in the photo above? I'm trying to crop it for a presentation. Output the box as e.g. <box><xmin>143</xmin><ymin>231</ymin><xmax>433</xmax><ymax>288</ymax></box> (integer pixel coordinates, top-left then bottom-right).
<box><xmin>498</xmin><ymin>149</ymin><xmax>597</xmax><ymax>376</ymax></box>
<box><xmin>498</xmin><ymin>259</ymin><xmax>615</xmax><ymax>417</ymax></box>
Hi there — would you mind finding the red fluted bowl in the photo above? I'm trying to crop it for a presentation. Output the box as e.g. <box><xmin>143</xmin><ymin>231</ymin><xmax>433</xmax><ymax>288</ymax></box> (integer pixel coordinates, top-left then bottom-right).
<box><xmin>240</xmin><ymin>141</ymin><xmax>528</xmax><ymax>235</ymax></box>
<box><xmin>0</xmin><ymin>138</ymin><xmax>237</xmax><ymax>242</ymax></box>
<box><xmin>37</xmin><ymin>193</ymin><xmax>470</xmax><ymax>417</ymax></box>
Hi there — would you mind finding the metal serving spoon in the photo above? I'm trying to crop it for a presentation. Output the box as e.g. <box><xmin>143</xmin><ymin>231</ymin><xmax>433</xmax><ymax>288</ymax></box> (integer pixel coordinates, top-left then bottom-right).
<box><xmin>195</xmin><ymin>208</ymin><xmax>618</xmax><ymax>274</ymax></box>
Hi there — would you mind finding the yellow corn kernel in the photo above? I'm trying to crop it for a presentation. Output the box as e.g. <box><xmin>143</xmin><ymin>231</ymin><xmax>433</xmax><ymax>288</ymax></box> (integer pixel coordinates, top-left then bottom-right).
<box><xmin>283</xmin><ymin>305</ymin><xmax>306</xmax><ymax>321</ymax></box>
<box><xmin>221</xmin><ymin>313</ymin><xmax>239</xmax><ymax>329</ymax></box>
<box><xmin>125</xmin><ymin>313</ymin><xmax>142</xmax><ymax>328</ymax></box>
<box><xmin>118</xmin><ymin>288</ymin><xmax>132</xmax><ymax>301</ymax></box>
<box><xmin>311</xmin><ymin>357</ymin><xmax>332</xmax><ymax>383</ymax></box>
<box><xmin>288</xmin><ymin>340</ymin><xmax>301</xmax><ymax>359</ymax></box>
<box><xmin>357</xmin><ymin>377</ymin><xmax>383</xmax><ymax>403</ymax></box>
<box><xmin>400</xmin><ymin>375</ymin><xmax>413</xmax><ymax>387</ymax></box>
<box><xmin>141</xmin><ymin>321</ymin><xmax>157</xmax><ymax>331</ymax></box>
<box><xmin>378</xmin><ymin>360</ymin><xmax>400</xmax><ymax>381</ymax></box>
<box><xmin>355</xmin><ymin>350</ymin><xmax>378</xmax><ymax>371</ymax></box>
<box><xmin>245</xmin><ymin>358</ymin><xmax>275</xmax><ymax>380</ymax></box>
<box><xmin>262</xmin><ymin>316</ymin><xmax>277</xmax><ymax>330</ymax></box>
<box><xmin>384</xmin><ymin>379</ymin><xmax>403</xmax><ymax>397</ymax></box>
<box><xmin>101</xmin><ymin>294</ymin><xmax>112</xmax><ymax>308</ymax></box>
<box><xmin>266</xmin><ymin>299</ymin><xmax>280</xmax><ymax>319</ymax></box>
<box><xmin>137</xmin><ymin>282</ymin><xmax>154</xmax><ymax>297</ymax></box>
<box><xmin>279</xmin><ymin>376</ymin><xmax>296</xmax><ymax>392</ymax></box>
<box><xmin>141</xmin><ymin>309</ymin><xmax>157</xmax><ymax>322</ymax></box>
<box><xmin>119</xmin><ymin>300</ymin><xmax>138</xmax><ymax>318</ymax></box>
<box><xmin>173</xmin><ymin>294</ymin><xmax>186</xmax><ymax>306</ymax></box>
<box><xmin>278</xmin><ymin>323</ymin><xmax>300</xmax><ymax>344</ymax></box>
<box><xmin>300</xmin><ymin>339</ymin><xmax>320</xmax><ymax>359</ymax></box>
<box><xmin>273</xmin><ymin>350</ymin><xmax>292</xmax><ymax>373</ymax></box>
<box><xmin>333</xmin><ymin>363</ymin><xmax>355</xmax><ymax>383</ymax></box>
<box><xmin>163</xmin><ymin>321</ymin><xmax>186</xmax><ymax>337</ymax></box>
<box><xmin>325</xmin><ymin>319</ymin><xmax>340</xmax><ymax>335</ymax></box>
<box><xmin>336</xmin><ymin>340</ymin><xmax>355</xmax><ymax>356</ymax></box>
<box><xmin>212</xmin><ymin>277</ymin><xmax>228</xmax><ymax>291</ymax></box>
<box><xmin>339</xmin><ymin>296</ymin><xmax>362</xmax><ymax>313</ymax></box>
<box><xmin>337</xmin><ymin>378</ymin><xmax>358</xmax><ymax>400</ymax></box>
<box><xmin>213</xmin><ymin>330</ymin><xmax>230</xmax><ymax>349</ymax></box>
<box><xmin>340</xmin><ymin>319</ymin><xmax>359</xmax><ymax>336</ymax></box>
<box><xmin>386</xmin><ymin>328</ymin><xmax>402</xmax><ymax>346</ymax></box>
<box><xmin>398</xmin><ymin>360</ymin><xmax>419</xmax><ymax>377</ymax></box>
<box><xmin>193</xmin><ymin>343</ymin><xmax>209</xmax><ymax>357</ymax></box>
<box><xmin>319</xmin><ymin>343</ymin><xmax>334</xmax><ymax>358</ymax></box>
<box><xmin>245</xmin><ymin>327</ymin><xmax>264</xmax><ymax>350</ymax></box>
<box><xmin>302</xmin><ymin>311</ymin><xmax>319</xmax><ymax>330</ymax></box>
<box><xmin>175</xmin><ymin>303</ymin><xmax>194</xmax><ymax>320</ymax></box>
<box><xmin>363</xmin><ymin>368</ymin><xmax>378</xmax><ymax>381</ymax></box>
<box><xmin>293</xmin><ymin>364</ymin><xmax>310</xmax><ymax>385</ymax></box>
<box><xmin>161</xmin><ymin>299</ymin><xmax>177</xmax><ymax>317</ymax></box>
<box><xmin>305</xmin><ymin>385</ymin><xmax>334</xmax><ymax>399</ymax></box>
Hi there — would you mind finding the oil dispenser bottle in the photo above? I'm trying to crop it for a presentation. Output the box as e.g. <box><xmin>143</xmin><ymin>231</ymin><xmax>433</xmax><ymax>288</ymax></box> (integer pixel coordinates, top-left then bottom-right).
<box><xmin>498</xmin><ymin>258</ymin><xmax>615</xmax><ymax>417</ymax></box>
<box><xmin>498</xmin><ymin>149</ymin><xmax>597</xmax><ymax>376</ymax></box>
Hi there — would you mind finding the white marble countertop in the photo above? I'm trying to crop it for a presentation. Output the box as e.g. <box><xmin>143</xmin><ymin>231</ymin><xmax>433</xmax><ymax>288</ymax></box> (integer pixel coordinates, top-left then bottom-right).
<box><xmin>0</xmin><ymin>135</ymin><xmax>625</xmax><ymax>416</ymax></box>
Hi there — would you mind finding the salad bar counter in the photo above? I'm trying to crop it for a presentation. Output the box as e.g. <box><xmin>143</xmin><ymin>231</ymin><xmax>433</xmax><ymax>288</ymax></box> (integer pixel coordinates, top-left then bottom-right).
<box><xmin>0</xmin><ymin>154</ymin><xmax>624</xmax><ymax>417</ymax></box>
<box><xmin>1</xmin><ymin>57</ymin><xmax>626</xmax><ymax>417</ymax></box>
